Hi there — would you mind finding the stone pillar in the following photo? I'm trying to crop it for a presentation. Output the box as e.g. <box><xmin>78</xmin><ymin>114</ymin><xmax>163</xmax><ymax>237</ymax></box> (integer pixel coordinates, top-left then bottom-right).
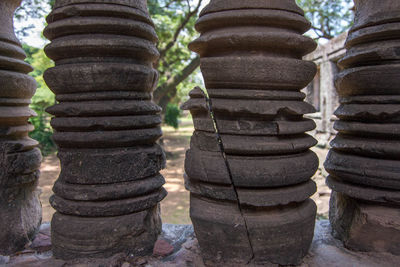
<box><xmin>325</xmin><ymin>0</ymin><xmax>400</xmax><ymax>255</ymax></box>
<box><xmin>183</xmin><ymin>0</ymin><xmax>319</xmax><ymax>265</ymax></box>
<box><xmin>0</xmin><ymin>0</ymin><xmax>42</xmax><ymax>255</ymax></box>
<box><xmin>43</xmin><ymin>0</ymin><xmax>167</xmax><ymax>259</ymax></box>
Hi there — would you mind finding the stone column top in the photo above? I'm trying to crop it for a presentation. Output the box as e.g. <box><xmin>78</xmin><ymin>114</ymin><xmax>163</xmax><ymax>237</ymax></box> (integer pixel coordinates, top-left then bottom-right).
<box><xmin>200</xmin><ymin>0</ymin><xmax>304</xmax><ymax>17</ymax></box>
<box><xmin>54</xmin><ymin>0</ymin><xmax>147</xmax><ymax>10</ymax></box>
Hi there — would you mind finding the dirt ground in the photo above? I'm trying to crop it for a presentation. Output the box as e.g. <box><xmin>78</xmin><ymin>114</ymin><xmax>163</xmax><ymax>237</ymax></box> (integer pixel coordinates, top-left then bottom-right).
<box><xmin>38</xmin><ymin>122</ymin><xmax>330</xmax><ymax>224</ymax></box>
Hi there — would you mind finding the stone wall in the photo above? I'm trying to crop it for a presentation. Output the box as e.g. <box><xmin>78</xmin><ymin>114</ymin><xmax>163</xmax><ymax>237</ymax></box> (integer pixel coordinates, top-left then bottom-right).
<box><xmin>304</xmin><ymin>33</ymin><xmax>347</xmax><ymax>147</ymax></box>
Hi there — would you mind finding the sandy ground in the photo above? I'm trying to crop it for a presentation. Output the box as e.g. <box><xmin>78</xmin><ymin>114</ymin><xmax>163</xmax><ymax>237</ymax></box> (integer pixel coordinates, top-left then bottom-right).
<box><xmin>38</xmin><ymin>123</ymin><xmax>330</xmax><ymax>224</ymax></box>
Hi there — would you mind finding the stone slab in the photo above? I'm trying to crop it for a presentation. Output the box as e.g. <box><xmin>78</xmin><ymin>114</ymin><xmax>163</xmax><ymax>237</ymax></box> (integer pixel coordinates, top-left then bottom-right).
<box><xmin>5</xmin><ymin>221</ymin><xmax>400</xmax><ymax>266</ymax></box>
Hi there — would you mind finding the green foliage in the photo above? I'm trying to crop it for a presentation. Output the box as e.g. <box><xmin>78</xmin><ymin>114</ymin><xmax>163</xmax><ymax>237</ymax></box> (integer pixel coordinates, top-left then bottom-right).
<box><xmin>23</xmin><ymin>44</ymin><xmax>56</xmax><ymax>155</ymax></box>
<box><xmin>21</xmin><ymin>44</ymin><xmax>39</xmax><ymax>64</ymax></box>
<box><xmin>297</xmin><ymin>0</ymin><xmax>353</xmax><ymax>41</ymax></box>
<box><xmin>149</xmin><ymin>0</ymin><xmax>202</xmax><ymax>107</ymax></box>
<box><xmin>30</xmin><ymin>49</ymin><xmax>54</xmax><ymax>94</ymax></box>
<box><xmin>164</xmin><ymin>103</ymin><xmax>181</xmax><ymax>129</ymax></box>
<box><xmin>29</xmin><ymin>107</ymin><xmax>55</xmax><ymax>156</ymax></box>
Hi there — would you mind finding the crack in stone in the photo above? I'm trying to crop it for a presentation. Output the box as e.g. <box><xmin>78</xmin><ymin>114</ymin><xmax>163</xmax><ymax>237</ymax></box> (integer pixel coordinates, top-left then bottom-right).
<box><xmin>204</xmin><ymin>93</ymin><xmax>255</xmax><ymax>263</ymax></box>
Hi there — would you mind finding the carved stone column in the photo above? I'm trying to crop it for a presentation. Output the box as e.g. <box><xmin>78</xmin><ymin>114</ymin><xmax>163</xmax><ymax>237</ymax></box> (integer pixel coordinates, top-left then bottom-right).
<box><xmin>325</xmin><ymin>0</ymin><xmax>400</xmax><ymax>255</ymax></box>
<box><xmin>183</xmin><ymin>0</ymin><xmax>318</xmax><ymax>265</ymax></box>
<box><xmin>43</xmin><ymin>0</ymin><xmax>167</xmax><ymax>259</ymax></box>
<box><xmin>0</xmin><ymin>0</ymin><xmax>42</xmax><ymax>255</ymax></box>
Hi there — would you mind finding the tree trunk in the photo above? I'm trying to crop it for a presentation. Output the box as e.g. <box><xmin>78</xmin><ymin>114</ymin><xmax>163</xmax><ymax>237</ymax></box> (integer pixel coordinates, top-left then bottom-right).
<box><xmin>154</xmin><ymin>56</ymin><xmax>200</xmax><ymax>112</ymax></box>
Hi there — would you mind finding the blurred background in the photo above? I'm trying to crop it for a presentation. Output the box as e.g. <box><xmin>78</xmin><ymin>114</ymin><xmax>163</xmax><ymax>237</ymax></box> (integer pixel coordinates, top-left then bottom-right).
<box><xmin>14</xmin><ymin>0</ymin><xmax>354</xmax><ymax>224</ymax></box>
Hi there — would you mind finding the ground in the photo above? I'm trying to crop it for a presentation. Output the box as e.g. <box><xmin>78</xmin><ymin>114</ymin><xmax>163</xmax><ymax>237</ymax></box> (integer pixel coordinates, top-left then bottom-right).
<box><xmin>38</xmin><ymin>120</ymin><xmax>331</xmax><ymax>224</ymax></box>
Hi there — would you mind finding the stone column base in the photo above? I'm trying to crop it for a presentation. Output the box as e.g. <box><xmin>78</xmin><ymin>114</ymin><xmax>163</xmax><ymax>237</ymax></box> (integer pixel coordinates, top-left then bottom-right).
<box><xmin>330</xmin><ymin>192</ymin><xmax>400</xmax><ymax>255</ymax></box>
<box><xmin>51</xmin><ymin>205</ymin><xmax>162</xmax><ymax>260</ymax></box>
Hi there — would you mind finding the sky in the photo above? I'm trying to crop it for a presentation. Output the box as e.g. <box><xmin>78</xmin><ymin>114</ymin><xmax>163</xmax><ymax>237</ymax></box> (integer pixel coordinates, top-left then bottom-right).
<box><xmin>15</xmin><ymin>17</ymin><xmax>48</xmax><ymax>47</ymax></box>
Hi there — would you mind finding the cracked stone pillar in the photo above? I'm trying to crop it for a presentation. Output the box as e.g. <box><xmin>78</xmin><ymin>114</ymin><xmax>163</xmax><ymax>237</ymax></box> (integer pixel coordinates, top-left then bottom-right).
<box><xmin>43</xmin><ymin>0</ymin><xmax>167</xmax><ymax>259</ymax></box>
<box><xmin>325</xmin><ymin>0</ymin><xmax>400</xmax><ymax>255</ymax></box>
<box><xmin>0</xmin><ymin>0</ymin><xmax>42</xmax><ymax>255</ymax></box>
<box><xmin>183</xmin><ymin>0</ymin><xmax>319</xmax><ymax>265</ymax></box>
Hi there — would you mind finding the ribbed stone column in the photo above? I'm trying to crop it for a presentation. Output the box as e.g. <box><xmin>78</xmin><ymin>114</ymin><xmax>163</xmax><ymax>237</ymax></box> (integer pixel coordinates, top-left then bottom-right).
<box><xmin>325</xmin><ymin>0</ymin><xmax>400</xmax><ymax>255</ymax></box>
<box><xmin>0</xmin><ymin>0</ymin><xmax>42</xmax><ymax>255</ymax></box>
<box><xmin>183</xmin><ymin>0</ymin><xmax>319</xmax><ymax>265</ymax></box>
<box><xmin>43</xmin><ymin>0</ymin><xmax>167</xmax><ymax>259</ymax></box>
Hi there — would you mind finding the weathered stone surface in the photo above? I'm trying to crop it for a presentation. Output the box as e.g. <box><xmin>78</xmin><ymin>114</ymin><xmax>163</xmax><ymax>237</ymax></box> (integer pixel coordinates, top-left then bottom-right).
<box><xmin>325</xmin><ymin>0</ymin><xmax>400</xmax><ymax>255</ymax></box>
<box><xmin>0</xmin><ymin>0</ymin><xmax>42</xmax><ymax>255</ymax></box>
<box><xmin>184</xmin><ymin>149</ymin><xmax>231</xmax><ymax>185</ymax></box>
<box><xmin>29</xmin><ymin>223</ymin><xmax>51</xmax><ymax>253</ymax></box>
<box><xmin>244</xmin><ymin>199</ymin><xmax>317</xmax><ymax>265</ymax></box>
<box><xmin>49</xmin><ymin>188</ymin><xmax>167</xmax><ymax>216</ymax></box>
<box><xmin>326</xmin><ymin>150</ymin><xmax>400</xmax><ymax>190</ymax></box>
<box><xmin>237</xmin><ymin>181</ymin><xmax>317</xmax><ymax>207</ymax></box>
<box><xmin>194</xmin><ymin>130</ymin><xmax>317</xmax><ymax>155</ymax></box>
<box><xmin>183</xmin><ymin>1</ymin><xmax>318</xmax><ymax>265</ymax></box>
<box><xmin>153</xmin><ymin>239</ymin><xmax>174</xmax><ymax>257</ymax></box>
<box><xmin>43</xmin><ymin>0</ymin><xmax>166</xmax><ymax>259</ymax></box>
<box><xmin>51</xmin><ymin>206</ymin><xmax>162</xmax><ymax>260</ymax></box>
<box><xmin>185</xmin><ymin>148</ymin><xmax>319</xmax><ymax>188</ymax></box>
<box><xmin>57</xmin><ymin>146</ymin><xmax>165</xmax><ymax>185</ymax></box>
<box><xmin>53</xmin><ymin>174</ymin><xmax>165</xmax><ymax>201</ymax></box>
<box><xmin>189</xmin><ymin>194</ymin><xmax>253</xmax><ymax>265</ymax></box>
<box><xmin>227</xmin><ymin>152</ymin><xmax>319</xmax><ymax>188</ymax></box>
<box><xmin>185</xmin><ymin>175</ymin><xmax>237</xmax><ymax>202</ymax></box>
<box><xmin>326</xmin><ymin>176</ymin><xmax>400</xmax><ymax>205</ymax></box>
<box><xmin>30</xmin><ymin>232</ymin><xmax>52</xmax><ymax>253</ymax></box>
<box><xmin>330</xmin><ymin>192</ymin><xmax>400</xmax><ymax>255</ymax></box>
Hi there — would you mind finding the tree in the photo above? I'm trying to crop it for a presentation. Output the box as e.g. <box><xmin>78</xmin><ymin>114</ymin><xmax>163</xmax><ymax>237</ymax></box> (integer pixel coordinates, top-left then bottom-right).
<box><xmin>297</xmin><ymin>0</ymin><xmax>353</xmax><ymax>41</ymax></box>
<box><xmin>15</xmin><ymin>0</ymin><xmax>53</xmax><ymax>37</ymax></box>
<box><xmin>148</xmin><ymin>0</ymin><xmax>203</xmax><ymax>112</ymax></box>
<box><xmin>14</xmin><ymin>0</ymin><xmax>353</xmax><ymax>119</ymax></box>
<box><xmin>151</xmin><ymin>0</ymin><xmax>354</xmax><ymax>111</ymax></box>
<box><xmin>16</xmin><ymin>0</ymin><xmax>203</xmax><ymax>113</ymax></box>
